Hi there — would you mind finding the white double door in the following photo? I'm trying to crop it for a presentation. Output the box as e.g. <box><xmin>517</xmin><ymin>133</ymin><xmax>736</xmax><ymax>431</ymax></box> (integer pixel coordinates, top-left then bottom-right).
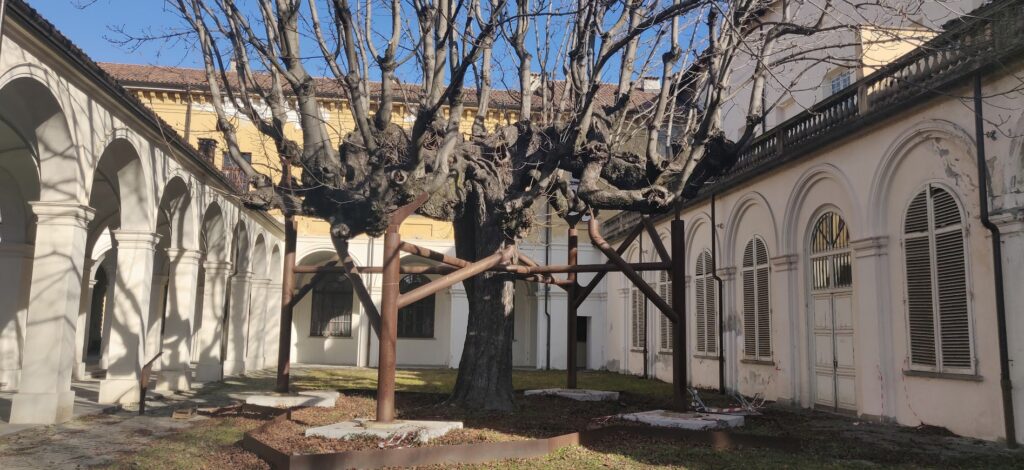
<box><xmin>812</xmin><ymin>292</ymin><xmax>856</xmax><ymax>411</ymax></box>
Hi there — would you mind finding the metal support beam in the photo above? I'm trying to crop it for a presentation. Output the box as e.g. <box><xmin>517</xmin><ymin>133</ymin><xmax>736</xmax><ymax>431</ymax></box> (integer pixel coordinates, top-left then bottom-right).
<box><xmin>573</xmin><ymin>222</ymin><xmax>644</xmax><ymax>309</ymax></box>
<box><xmin>671</xmin><ymin>219</ymin><xmax>688</xmax><ymax>409</ymax></box>
<box><xmin>589</xmin><ymin>217</ymin><xmax>678</xmax><ymax>323</ymax></box>
<box><xmin>567</xmin><ymin>226</ymin><xmax>579</xmax><ymax>389</ymax></box>
<box><xmin>396</xmin><ymin>250</ymin><xmax>507</xmax><ymax>309</ymax></box>
<box><xmin>275</xmin><ymin>214</ymin><xmax>297</xmax><ymax>394</ymax></box>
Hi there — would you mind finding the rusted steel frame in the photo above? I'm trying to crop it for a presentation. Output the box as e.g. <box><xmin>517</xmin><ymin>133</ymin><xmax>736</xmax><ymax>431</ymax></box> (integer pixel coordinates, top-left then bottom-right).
<box><xmin>642</xmin><ymin>217</ymin><xmax>672</xmax><ymax>275</ymax></box>
<box><xmin>671</xmin><ymin>218</ymin><xmax>688</xmax><ymax>409</ymax></box>
<box><xmin>377</xmin><ymin>193</ymin><xmax>429</xmax><ymax>424</ymax></box>
<box><xmin>396</xmin><ymin>249</ymin><xmax>509</xmax><ymax>309</ymax></box>
<box><xmin>509</xmin><ymin>261</ymin><xmax>668</xmax><ymax>274</ymax></box>
<box><xmin>567</xmin><ymin>226</ymin><xmax>579</xmax><ymax>389</ymax></box>
<box><xmin>513</xmin><ymin>246</ymin><xmax>567</xmax><ymax>287</ymax></box>
<box><xmin>293</xmin><ymin>264</ymin><xmax>458</xmax><ymax>275</ymax></box>
<box><xmin>516</xmin><ymin>273</ymin><xmax>574</xmax><ymax>289</ymax></box>
<box><xmin>589</xmin><ymin>216</ymin><xmax>679</xmax><ymax>324</ymax></box>
<box><xmin>275</xmin><ymin>213</ymin><xmax>298</xmax><ymax>393</ymax></box>
<box><xmin>334</xmin><ymin>241</ymin><xmax>382</xmax><ymax>337</ymax></box>
<box><xmin>400</xmin><ymin>241</ymin><xmax>471</xmax><ymax>268</ymax></box>
<box><xmin>573</xmin><ymin>222</ymin><xmax>645</xmax><ymax>309</ymax></box>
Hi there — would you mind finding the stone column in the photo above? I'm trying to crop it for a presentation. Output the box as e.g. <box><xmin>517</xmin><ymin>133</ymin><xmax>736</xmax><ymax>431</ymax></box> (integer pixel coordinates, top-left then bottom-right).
<box><xmin>0</xmin><ymin>242</ymin><xmax>34</xmax><ymax>391</ymax></box>
<box><xmin>223</xmin><ymin>272</ymin><xmax>253</xmax><ymax>376</ymax></box>
<box><xmin>145</xmin><ymin>273</ymin><xmax>169</xmax><ymax>370</ymax></box>
<box><xmin>850</xmin><ymin>236</ymin><xmax>893</xmax><ymax>421</ymax></box>
<box><xmin>10</xmin><ymin>202</ymin><xmax>94</xmax><ymax>424</ymax></box>
<box><xmin>263</xmin><ymin>281</ymin><xmax>283</xmax><ymax>370</ymax></box>
<box><xmin>97</xmin><ymin>230</ymin><xmax>161</xmax><ymax>404</ymax></box>
<box><xmin>195</xmin><ymin>261</ymin><xmax>231</xmax><ymax>382</ymax></box>
<box><xmin>72</xmin><ymin>262</ymin><xmax>97</xmax><ymax>380</ymax></box>
<box><xmin>245</xmin><ymin>278</ymin><xmax>270</xmax><ymax>371</ymax></box>
<box><xmin>993</xmin><ymin>214</ymin><xmax>1024</xmax><ymax>445</ymax></box>
<box><xmin>157</xmin><ymin>248</ymin><xmax>202</xmax><ymax>391</ymax></box>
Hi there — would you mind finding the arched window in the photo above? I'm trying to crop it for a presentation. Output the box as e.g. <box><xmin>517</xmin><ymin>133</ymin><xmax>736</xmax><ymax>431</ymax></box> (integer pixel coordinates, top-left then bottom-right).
<box><xmin>695</xmin><ymin>249</ymin><xmax>717</xmax><ymax>354</ymax></box>
<box><xmin>742</xmin><ymin>237</ymin><xmax>771</xmax><ymax>360</ymax></box>
<box><xmin>810</xmin><ymin>211</ymin><xmax>852</xmax><ymax>290</ymax></box>
<box><xmin>903</xmin><ymin>185</ymin><xmax>972</xmax><ymax>371</ymax></box>
<box><xmin>398</xmin><ymin>274</ymin><xmax>435</xmax><ymax>338</ymax></box>
<box><xmin>311</xmin><ymin>275</ymin><xmax>353</xmax><ymax>337</ymax></box>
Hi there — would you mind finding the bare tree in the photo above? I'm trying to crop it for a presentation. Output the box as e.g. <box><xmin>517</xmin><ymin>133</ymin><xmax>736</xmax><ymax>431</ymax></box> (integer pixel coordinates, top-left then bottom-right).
<box><xmin>156</xmin><ymin>0</ymin><xmax>956</xmax><ymax>410</ymax></box>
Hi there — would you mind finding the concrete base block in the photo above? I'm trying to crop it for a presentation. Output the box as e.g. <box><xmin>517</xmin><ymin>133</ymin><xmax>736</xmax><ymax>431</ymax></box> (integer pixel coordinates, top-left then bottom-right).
<box><xmin>194</xmin><ymin>361</ymin><xmax>223</xmax><ymax>383</ymax></box>
<box><xmin>524</xmin><ymin>388</ymin><xmax>620</xmax><ymax>401</ymax></box>
<box><xmin>305</xmin><ymin>419</ymin><xmax>463</xmax><ymax>444</ymax></box>
<box><xmin>98</xmin><ymin>377</ymin><xmax>140</xmax><ymax>404</ymax></box>
<box><xmin>618</xmin><ymin>410</ymin><xmax>744</xmax><ymax>430</ymax></box>
<box><xmin>223</xmin><ymin>360</ymin><xmax>245</xmax><ymax>377</ymax></box>
<box><xmin>9</xmin><ymin>391</ymin><xmax>76</xmax><ymax>424</ymax></box>
<box><xmin>155</xmin><ymin>369</ymin><xmax>192</xmax><ymax>392</ymax></box>
<box><xmin>245</xmin><ymin>390</ymin><xmax>340</xmax><ymax>408</ymax></box>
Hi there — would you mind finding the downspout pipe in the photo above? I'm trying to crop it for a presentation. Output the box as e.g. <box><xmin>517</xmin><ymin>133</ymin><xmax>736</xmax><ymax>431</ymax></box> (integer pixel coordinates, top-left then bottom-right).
<box><xmin>544</xmin><ymin>204</ymin><xmax>551</xmax><ymax>370</ymax></box>
<box><xmin>641</xmin><ymin>233</ymin><xmax>649</xmax><ymax>379</ymax></box>
<box><xmin>974</xmin><ymin>73</ymin><xmax>1016</xmax><ymax>448</ymax></box>
<box><xmin>711</xmin><ymin>192</ymin><xmax>726</xmax><ymax>394</ymax></box>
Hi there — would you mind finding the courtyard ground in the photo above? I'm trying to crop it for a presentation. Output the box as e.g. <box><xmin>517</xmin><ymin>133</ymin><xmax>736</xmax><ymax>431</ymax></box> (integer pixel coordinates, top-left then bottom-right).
<box><xmin>1</xmin><ymin>366</ymin><xmax>1022</xmax><ymax>469</ymax></box>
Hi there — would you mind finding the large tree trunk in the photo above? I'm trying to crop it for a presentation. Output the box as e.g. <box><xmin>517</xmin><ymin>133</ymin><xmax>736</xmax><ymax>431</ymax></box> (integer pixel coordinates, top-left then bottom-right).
<box><xmin>449</xmin><ymin>201</ymin><xmax>515</xmax><ymax>411</ymax></box>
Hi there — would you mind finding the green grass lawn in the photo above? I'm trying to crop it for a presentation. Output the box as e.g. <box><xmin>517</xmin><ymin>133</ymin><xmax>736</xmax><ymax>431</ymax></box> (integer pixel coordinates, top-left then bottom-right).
<box><xmin>107</xmin><ymin>367</ymin><xmax>1024</xmax><ymax>469</ymax></box>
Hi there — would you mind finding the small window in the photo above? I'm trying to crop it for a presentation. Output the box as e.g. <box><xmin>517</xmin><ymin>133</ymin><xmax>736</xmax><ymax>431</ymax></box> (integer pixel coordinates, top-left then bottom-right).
<box><xmin>695</xmin><ymin>249</ymin><xmax>718</xmax><ymax>354</ymax></box>
<box><xmin>903</xmin><ymin>185</ymin><xmax>972</xmax><ymax>372</ymax></box>
<box><xmin>197</xmin><ymin>138</ymin><xmax>218</xmax><ymax>163</ymax></box>
<box><xmin>742</xmin><ymin>237</ymin><xmax>771</xmax><ymax>360</ymax></box>
<box><xmin>310</xmin><ymin>276</ymin><xmax>353</xmax><ymax>337</ymax></box>
<box><xmin>631</xmin><ymin>285</ymin><xmax>645</xmax><ymax>349</ymax></box>
<box><xmin>658</xmin><ymin>270</ymin><xmax>674</xmax><ymax>351</ymax></box>
<box><xmin>398</xmin><ymin>274</ymin><xmax>435</xmax><ymax>338</ymax></box>
<box><xmin>810</xmin><ymin>211</ymin><xmax>852</xmax><ymax>291</ymax></box>
<box><xmin>222</xmin><ymin>151</ymin><xmax>252</xmax><ymax>169</ymax></box>
<box><xmin>828</xmin><ymin>69</ymin><xmax>854</xmax><ymax>96</ymax></box>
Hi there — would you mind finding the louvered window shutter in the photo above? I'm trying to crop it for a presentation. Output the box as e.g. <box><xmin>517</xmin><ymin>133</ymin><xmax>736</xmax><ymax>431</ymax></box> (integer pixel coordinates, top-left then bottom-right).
<box><xmin>695</xmin><ymin>253</ymin><xmax>707</xmax><ymax>353</ymax></box>
<box><xmin>742</xmin><ymin>240</ymin><xmax>756</xmax><ymax>357</ymax></box>
<box><xmin>903</xmin><ymin>186</ymin><xmax>971</xmax><ymax>371</ymax></box>
<box><xmin>658</xmin><ymin>270</ymin><xmax>673</xmax><ymax>351</ymax></box>
<box><xmin>631</xmin><ymin>288</ymin><xmax>642</xmax><ymax>348</ymax></box>
<box><xmin>706</xmin><ymin>252</ymin><xmax>718</xmax><ymax>354</ymax></box>
<box><xmin>755</xmin><ymin>239</ymin><xmax>771</xmax><ymax>359</ymax></box>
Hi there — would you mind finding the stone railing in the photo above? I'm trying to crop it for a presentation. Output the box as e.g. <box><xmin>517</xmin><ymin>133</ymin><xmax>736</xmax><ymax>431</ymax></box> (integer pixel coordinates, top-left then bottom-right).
<box><xmin>604</xmin><ymin>0</ymin><xmax>1024</xmax><ymax>241</ymax></box>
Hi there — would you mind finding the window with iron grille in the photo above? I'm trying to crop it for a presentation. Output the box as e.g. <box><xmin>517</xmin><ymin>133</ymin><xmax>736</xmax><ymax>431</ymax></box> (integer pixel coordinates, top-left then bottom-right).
<box><xmin>903</xmin><ymin>185</ymin><xmax>973</xmax><ymax>372</ymax></box>
<box><xmin>695</xmin><ymin>249</ymin><xmax>717</xmax><ymax>354</ymax></box>
<box><xmin>742</xmin><ymin>237</ymin><xmax>771</xmax><ymax>360</ymax></box>
<box><xmin>658</xmin><ymin>270</ymin><xmax>674</xmax><ymax>351</ymax></box>
<box><xmin>310</xmin><ymin>276</ymin><xmax>353</xmax><ymax>337</ymax></box>
<box><xmin>810</xmin><ymin>211</ymin><xmax>852</xmax><ymax>291</ymax></box>
<box><xmin>398</xmin><ymin>274</ymin><xmax>435</xmax><ymax>338</ymax></box>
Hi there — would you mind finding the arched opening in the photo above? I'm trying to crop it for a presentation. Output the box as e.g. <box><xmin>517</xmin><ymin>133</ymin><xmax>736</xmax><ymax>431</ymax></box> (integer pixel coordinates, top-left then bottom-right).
<box><xmin>808</xmin><ymin>210</ymin><xmax>856</xmax><ymax>412</ymax></box>
<box><xmin>292</xmin><ymin>250</ymin><xmax>360</xmax><ymax>366</ymax></box>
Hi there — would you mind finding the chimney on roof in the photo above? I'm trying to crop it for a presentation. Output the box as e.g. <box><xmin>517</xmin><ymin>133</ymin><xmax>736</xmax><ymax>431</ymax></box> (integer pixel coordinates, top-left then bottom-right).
<box><xmin>641</xmin><ymin>76</ymin><xmax>661</xmax><ymax>92</ymax></box>
<box><xmin>529</xmin><ymin>72</ymin><xmax>542</xmax><ymax>92</ymax></box>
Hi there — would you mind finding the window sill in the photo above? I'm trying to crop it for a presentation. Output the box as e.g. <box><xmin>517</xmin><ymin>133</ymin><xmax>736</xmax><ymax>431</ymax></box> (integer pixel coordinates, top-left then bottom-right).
<box><xmin>658</xmin><ymin>350</ymin><xmax>674</xmax><ymax>355</ymax></box>
<box><xmin>903</xmin><ymin>369</ymin><xmax>982</xmax><ymax>382</ymax></box>
<box><xmin>309</xmin><ymin>335</ymin><xmax>353</xmax><ymax>339</ymax></box>
<box><xmin>694</xmin><ymin>354</ymin><xmax>720</xmax><ymax>361</ymax></box>
<box><xmin>741</xmin><ymin>358</ymin><xmax>775</xmax><ymax>366</ymax></box>
<box><xmin>397</xmin><ymin>337</ymin><xmax>436</xmax><ymax>341</ymax></box>
<box><xmin>630</xmin><ymin>347</ymin><xmax>646</xmax><ymax>353</ymax></box>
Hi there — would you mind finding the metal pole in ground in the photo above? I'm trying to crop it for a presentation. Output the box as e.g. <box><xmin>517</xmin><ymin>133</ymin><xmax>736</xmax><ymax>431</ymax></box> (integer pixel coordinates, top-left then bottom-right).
<box><xmin>671</xmin><ymin>218</ymin><xmax>687</xmax><ymax>409</ymax></box>
<box><xmin>275</xmin><ymin>214</ymin><xmax>297</xmax><ymax>393</ymax></box>
<box><xmin>567</xmin><ymin>225</ymin><xmax>578</xmax><ymax>389</ymax></box>
<box><xmin>376</xmin><ymin>221</ymin><xmax>401</xmax><ymax>423</ymax></box>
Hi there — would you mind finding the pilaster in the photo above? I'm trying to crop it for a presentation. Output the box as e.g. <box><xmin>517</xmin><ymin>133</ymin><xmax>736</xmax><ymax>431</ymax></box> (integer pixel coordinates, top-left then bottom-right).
<box><xmin>224</xmin><ymin>272</ymin><xmax>253</xmax><ymax>376</ymax></box>
<box><xmin>157</xmin><ymin>248</ymin><xmax>202</xmax><ymax>391</ymax></box>
<box><xmin>10</xmin><ymin>202</ymin><xmax>94</xmax><ymax>424</ymax></box>
<box><xmin>98</xmin><ymin>230</ymin><xmax>161</xmax><ymax>405</ymax></box>
<box><xmin>245</xmin><ymin>278</ymin><xmax>271</xmax><ymax>371</ymax></box>
<box><xmin>195</xmin><ymin>260</ymin><xmax>232</xmax><ymax>382</ymax></box>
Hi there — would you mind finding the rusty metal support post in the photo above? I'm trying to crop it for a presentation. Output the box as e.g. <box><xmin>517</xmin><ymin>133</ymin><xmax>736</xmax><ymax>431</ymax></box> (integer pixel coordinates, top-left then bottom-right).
<box><xmin>377</xmin><ymin>225</ymin><xmax>402</xmax><ymax>423</ymax></box>
<box><xmin>275</xmin><ymin>214</ymin><xmax>297</xmax><ymax>394</ymax></box>
<box><xmin>567</xmin><ymin>226</ymin><xmax>579</xmax><ymax>389</ymax></box>
<box><xmin>671</xmin><ymin>219</ymin><xmax>687</xmax><ymax>409</ymax></box>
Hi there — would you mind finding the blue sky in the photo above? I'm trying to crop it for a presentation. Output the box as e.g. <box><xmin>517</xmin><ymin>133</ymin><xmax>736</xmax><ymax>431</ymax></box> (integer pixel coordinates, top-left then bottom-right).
<box><xmin>28</xmin><ymin>0</ymin><xmax>205</xmax><ymax>67</ymax></box>
<box><xmin>25</xmin><ymin>0</ymin><xmax>690</xmax><ymax>87</ymax></box>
